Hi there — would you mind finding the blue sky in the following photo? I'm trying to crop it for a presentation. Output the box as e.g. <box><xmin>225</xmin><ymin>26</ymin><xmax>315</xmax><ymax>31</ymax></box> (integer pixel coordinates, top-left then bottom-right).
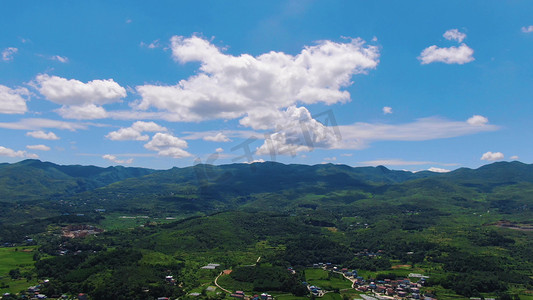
<box><xmin>1</xmin><ymin>1</ymin><xmax>532</xmax><ymax>171</ymax></box>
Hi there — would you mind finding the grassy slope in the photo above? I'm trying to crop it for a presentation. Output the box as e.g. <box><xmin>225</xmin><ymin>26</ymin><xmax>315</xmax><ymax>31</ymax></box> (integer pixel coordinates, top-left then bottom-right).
<box><xmin>0</xmin><ymin>246</ymin><xmax>38</xmax><ymax>294</ymax></box>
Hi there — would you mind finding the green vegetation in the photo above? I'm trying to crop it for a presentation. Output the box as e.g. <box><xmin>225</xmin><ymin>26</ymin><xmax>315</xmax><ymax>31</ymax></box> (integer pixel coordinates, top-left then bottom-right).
<box><xmin>0</xmin><ymin>247</ymin><xmax>38</xmax><ymax>294</ymax></box>
<box><xmin>0</xmin><ymin>160</ymin><xmax>531</xmax><ymax>299</ymax></box>
<box><xmin>304</xmin><ymin>269</ymin><xmax>352</xmax><ymax>290</ymax></box>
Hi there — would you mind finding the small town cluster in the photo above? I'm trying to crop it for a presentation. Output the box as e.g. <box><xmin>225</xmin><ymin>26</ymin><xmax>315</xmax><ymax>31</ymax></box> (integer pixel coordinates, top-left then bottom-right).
<box><xmin>306</xmin><ymin>263</ymin><xmax>430</xmax><ymax>300</ymax></box>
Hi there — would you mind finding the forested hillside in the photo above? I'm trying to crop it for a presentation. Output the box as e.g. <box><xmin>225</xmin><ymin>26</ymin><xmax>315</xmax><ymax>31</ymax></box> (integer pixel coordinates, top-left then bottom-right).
<box><xmin>0</xmin><ymin>160</ymin><xmax>531</xmax><ymax>299</ymax></box>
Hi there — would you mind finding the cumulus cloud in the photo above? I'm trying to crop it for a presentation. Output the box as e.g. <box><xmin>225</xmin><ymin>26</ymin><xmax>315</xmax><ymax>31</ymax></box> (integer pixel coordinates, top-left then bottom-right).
<box><xmin>187</xmin><ymin>113</ymin><xmax>498</xmax><ymax>157</ymax></box>
<box><xmin>26</xmin><ymin>144</ymin><xmax>51</xmax><ymax>151</ymax></box>
<box><xmin>443</xmin><ymin>29</ymin><xmax>466</xmax><ymax>43</ymax></box>
<box><xmin>35</xmin><ymin>74</ymin><xmax>126</xmax><ymax>105</ymax></box>
<box><xmin>106</xmin><ymin>121</ymin><xmax>167</xmax><ymax>141</ymax></box>
<box><xmin>135</xmin><ymin>35</ymin><xmax>379</xmax><ymax>122</ymax></box>
<box><xmin>0</xmin><ymin>85</ymin><xmax>30</xmax><ymax>114</ymax></box>
<box><xmin>102</xmin><ymin>154</ymin><xmax>133</xmax><ymax>164</ymax></box>
<box><xmin>522</xmin><ymin>25</ymin><xmax>533</xmax><ymax>33</ymax></box>
<box><xmin>419</xmin><ymin>44</ymin><xmax>474</xmax><ymax>65</ymax></box>
<box><xmin>34</xmin><ymin>74</ymin><xmax>126</xmax><ymax>119</ymax></box>
<box><xmin>481</xmin><ymin>151</ymin><xmax>504</xmax><ymax>161</ymax></box>
<box><xmin>255</xmin><ymin>106</ymin><xmax>342</xmax><ymax>157</ymax></box>
<box><xmin>26</xmin><ymin>130</ymin><xmax>60</xmax><ymax>140</ymax></box>
<box><xmin>467</xmin><ymin>115</ymin><xmax>488</xmax><ymax>126</ymax></box>
<box><xmin>510</xmin><ymin>155</ymin><xmax>519</xmax><ymax>160</ymax></box>
<box><xmin>382</xmin><ymin>106</ymin><xmax>393</xmax><ymax>114</ymax></box>
<box><xmin>2</xmin><ymin>47</ymin><xmax>18</xmax><ymax>61</ymax></box>
<box><xmin>203</xmin><ymin>133</ymin><xmax>231</xmax><ymax>142</ymax></box>
<box><xmin>144</xmin><ymin>132</ymin><xmax>191</xmax><ymax>158</ymax></box>
<box><xmin>0</xmin><ymin>146</ymin><xmax>38</xmax><ymax>158</ymax></box>
<box><xmin>419</xmin><ymin>29</ymin><xmax>474</xmax><ymax>65</ymax></box>
<box><xmin>215</xmin><ymin>147</ymin><xmax>224</xmax><ymax>153</ymax></box>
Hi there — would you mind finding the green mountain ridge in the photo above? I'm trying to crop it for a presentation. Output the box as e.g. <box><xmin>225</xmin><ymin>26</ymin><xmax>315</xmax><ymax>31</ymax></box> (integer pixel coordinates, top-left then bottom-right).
<box><xmin>0</xmin><ymin>159</ymin><xmax>155</xmax><ymax>202</ymax></box>
<box><xmin>0</xmin><ymin>159</ymin><xmax>532</xmax><ymax>299</ymax></box>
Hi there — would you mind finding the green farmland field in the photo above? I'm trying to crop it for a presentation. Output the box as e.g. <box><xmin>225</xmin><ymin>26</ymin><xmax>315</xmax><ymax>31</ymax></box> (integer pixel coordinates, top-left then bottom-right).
<box><xmin>0</xmin><ymin>246</ymin><xmax>38</xmax><ymax>294</ymax></box>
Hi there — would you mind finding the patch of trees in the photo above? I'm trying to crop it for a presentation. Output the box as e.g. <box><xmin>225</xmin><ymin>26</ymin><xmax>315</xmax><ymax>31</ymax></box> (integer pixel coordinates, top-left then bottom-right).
<box><xmin>469</xmin><ymin>229</ymin><xmax>515</xmax><ymax>247</ymax></box>
<box><xmin>282</xmin><ymin>236</ymin><xmax>353</xmax><ymax>267</ymax></box>
<box><xmin>35</xmin><ymin>248</ymin><xmax>184</xmax><ymax>299</ymax></box>
<box><xmin>230</xmin><ymin>266</ymin><xmax>307</xmax><ymax>296</ymax></box>
<box><xmin>346</xmin><ymin>256</ymin><xmax>391</xmax><ymax>271</ymax></box>
<box><xmin>430</xmin><ymin>273</ymin><xmax>507</xmax><ymax>297</ymax></box>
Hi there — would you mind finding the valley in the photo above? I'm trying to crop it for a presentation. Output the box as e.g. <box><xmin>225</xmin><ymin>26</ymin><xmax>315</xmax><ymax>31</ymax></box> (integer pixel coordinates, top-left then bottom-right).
<box><xmin>0</xmin><ymin>160</ymin><xmax>531</xmax><ymax>299</ymax></box>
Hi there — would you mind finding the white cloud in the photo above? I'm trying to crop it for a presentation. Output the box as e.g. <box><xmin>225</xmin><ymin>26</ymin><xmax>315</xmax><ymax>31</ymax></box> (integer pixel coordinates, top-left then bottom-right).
<box><xmin>0</xmin><ymin>85</ymin><xmax>30</xmax><ymax>114</ymax></box>
<box><xmin>34</xmin><ymin>74</ymin><xmax>126</xmax><ymax>119</ymax></box>
<box><xmin>510</xmin><ymin>155</ymin><xmax>519</xmax><ymax>160</ymax></box>
<box><xmin>2</xmin><ymin>47</ymin><xmax>18</xmax><ymax>61</ymax></box>
<box><xmin>185</xmin><ymin>113</ymin><xmax>498</xmax><ymax>157</ymax></box>
<box><xmin>324</xmin><ymin>157</ymin><xmax>337</xmax><ymax>161</ymax></box>
<box><xmin>56</xmin><ymin>104</ymin><xmax>108</xmax><ymax>120</ymax></box>
<box><xmin>215</xmin><ymin>147</ymin><xmax>224</xmax><ymax>153</ymax></box>
<box><xmin>481</xmin><ymin>151</ymin><xmax>504</xmax><ymax>161</ymax></box>
<box><xmin>182</xmin><ymin>129</ymin><xmax>260</xmax><ymax>141</ymax></box>
<box><xmin>339</xmin><ymin>115</ymin><xmax>498</xmax><ymax>149</ymax></box>
<box><xmin>0</xmin><ymin>118</ymin><xmax>88</xmax><ymax>131</ymax></box>
<box><xmin>34</xmin><ymin>74</ymin><xmax>126</xmax><ymax>106</ymax></box>
<box><xmin>144</xmin><ymin>132</ymin><xmax>191</xmax><ymax>158</ymax></box>
<box><xmin>245</xmin><ymin>159</ymin><xmax>265</xmax><ymax>164</ymax></box>
<box><xmin>382</xmin><ymin>106</ymin><xmax>392</xmax><ymax>114</ymax></box>
<box><xmin>203</xmin><ymin>133</ymin><xmax>231</xmax><ymax>142</ymax></box>
<box><xmin>26</xmin><ymin>144</ymin><xmax>51</xmax><ymax>151</ymax></box>
<box><xmin>522</xmin><ymin>25</ymin><xmax>533</xmax><ymax>33</ymax></box>
<box><xmin>106</xmin><ymin>121</ymin><xmax>167</xmax><ymax>141</ymax></box>
<box><xmin>140</xmin><ymin>39</ymin><xmax>161</xmax><ymax>49</ymax></box>
<box><xmin>26</xmin><ymin>130</ymin><xmax>60</xmax><ymax>140</ymax></box>
<box><xmin>106</xmin><ymin>127</ymin><xmax>147</xmax><ymax>141</ymax></box>
<box><xmin>135</xmin><ymin>35</ymin><xmax>379</xmax><ymax>122</ymax></box>
<box><xmin>467</xmin><ymin>115</ymin><xmax>488</xmax><ymax>126</ymax></box>
<box><xmin>443</xmin><ymin>29</ymin><xmax>466</xmax><ymax>43</ymax></box>
<box><xmin>341</xmin><ymin>153</ymin><xmax>353</xmax><ymax>157</ymax></box>
<box><xmin>428</xmin><ymin>167</ymin><xmax>451</xmax><ymax>173</ymax></box>
<box><xmin>0</xmin><ymin>146</ymin><xmax>38</xmax><ymax>158</ymax></box>
<box><xmin>255</xmin><ymin>106</ymin><xmax>342</xmax><ymax>157</ymax></box>
<box><xmin>419</xmin><ymin>29</ymin><xmax>474</xmax><ymax>65</ymax></box>
<box><xmin>50</xmin><ymin>55</ymin><xmax>69</xmax><ymax>63</ymax></box>
<box><xmin>102</xmin><ymin>154</ymin><xmax>133</xmax><ymax>164</ymax></box>
<box><xmin>419</xmin><ymin>44</ymin><xmax>474</xmax><ymax>65</ymax></box>
<box><xmin>131</xmin><ymin>121</ymin><xmax>167</xmax><ymax>132</ymax></box>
